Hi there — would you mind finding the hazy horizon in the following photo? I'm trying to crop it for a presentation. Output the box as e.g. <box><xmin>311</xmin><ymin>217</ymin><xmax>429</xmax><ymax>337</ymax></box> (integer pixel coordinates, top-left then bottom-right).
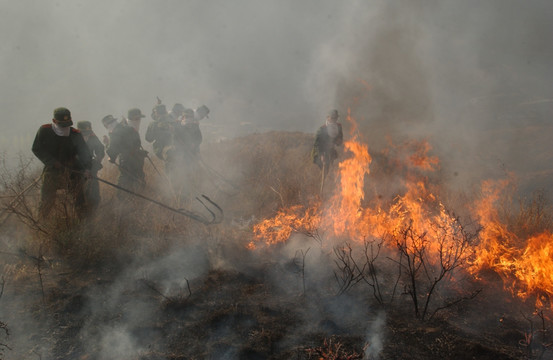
<box><xmin>1</xmin><ymin>0</ymin><xmax>552</xmax><ymax>194</ymax></box>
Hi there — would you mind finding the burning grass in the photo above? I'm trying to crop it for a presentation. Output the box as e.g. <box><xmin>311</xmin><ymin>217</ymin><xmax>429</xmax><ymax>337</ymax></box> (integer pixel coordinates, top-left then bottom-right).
<box><xmin>0</xmin><ymin>124</ymin><xmax>552</xmax><ymax>358</ymax></box>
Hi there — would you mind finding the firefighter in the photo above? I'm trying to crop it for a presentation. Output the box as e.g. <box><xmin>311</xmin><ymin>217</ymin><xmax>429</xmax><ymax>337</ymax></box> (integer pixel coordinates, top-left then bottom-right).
<box><xmin>32</xmin><ymin>107</ymin><xmax>92</xmax><ymax>219</ymax></box>
<box><xmin>102</xmin><ymin>114</ymin><xmax>147</xmax><ymax>196</ymax></box>
<box><xmin>169</xmin><ymin>103</ymin><xmax>186</xmax><ymax>122</ymax></box>
<box><xmin>145</xmin><ymin>104</ymin><xmax>175</xmax><ymax>161</ymax></box>
<box><xmin>311</xmin><ymin>109</ymin><xmax>343</xmax><ymax>177</ymax></box>
<box><xmin>126</xmin><ymin>107</ymin><xmax>146</xmax><ymax>132</ymax></box>
<box><xmin>76</xmin><ymin>121</ymin><xmax>105</xmax><ymax>210</ymax></box>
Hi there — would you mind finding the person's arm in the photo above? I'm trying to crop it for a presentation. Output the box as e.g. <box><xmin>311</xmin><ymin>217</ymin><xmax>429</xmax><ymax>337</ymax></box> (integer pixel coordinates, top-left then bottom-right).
<box><xmin>89</xmin><ymin>135</ymin><xmax>105</xmax><ymax>171</ymax></box>
<box><xmin>72</xmin><ymin>130</ymin><xmax>93</xmax><ymax>171</ymax></box>
<box><xmin>145</xmin><ymin>121</ymin><xmax>157</xmax><ymax>143</ymax></box>
<box><xmin>106</xmin><ymin>130</ymin><xmax>122</xmax><ymax>163</ymax></box>
<box><xmin>31</xmin><ymin>126</ymin><xmax>58</xmax><ymax>168</ymax></box>
<box><xmin>335</xmin><ymin>123</ymin><xmax>343</xmax><ymax>146</ymax></box>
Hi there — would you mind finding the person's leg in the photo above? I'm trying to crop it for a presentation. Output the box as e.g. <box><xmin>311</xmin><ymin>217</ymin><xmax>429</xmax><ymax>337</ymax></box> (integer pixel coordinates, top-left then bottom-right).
<box><xmin>70</xmin><ymin>174</ymin><xmax>88</xmax><ymax>219</ymax></box>
<box><xmin>39</xmin><ymin>172</ymin><xmax>58</xmax><ymax>219</ymax></box>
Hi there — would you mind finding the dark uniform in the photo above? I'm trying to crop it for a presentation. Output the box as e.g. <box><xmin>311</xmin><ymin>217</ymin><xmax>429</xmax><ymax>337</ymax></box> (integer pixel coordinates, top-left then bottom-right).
<box><xmin>169</xmin><ymin>103</ymin><xmax>185</xmax><ymax>122</ymax></box>
<box><xmin>167</xmin><ymin>108</ymin><xmax>205</xmax><ymax>201</ymax></box>
<box><xmin>145</xmin><ymin>104</ymin><xmax>175</xmax><ymax>161</ymax></box>
<box><xmin>32</xmin><ymin>107</ymin><xmax>92</xmax><ymax>218</ymax></box>
<box><xmin>174</xmin><ymin>108</ymin><xmax>202</xmax><ymax>158</ymax></box>
<box><xmin>77</xmin><ymin>121</ymin><xmax>105</xmax><ymax>210</ymax></box>
<box><xmin>103</xmin><ymin>115</ymin><xmax>146</xmax><ymax>193</ymax></box>
<box><xmin>311</xmin><ymin>109</ymin><xmax>343</xmax><ymax>176</ymax></box>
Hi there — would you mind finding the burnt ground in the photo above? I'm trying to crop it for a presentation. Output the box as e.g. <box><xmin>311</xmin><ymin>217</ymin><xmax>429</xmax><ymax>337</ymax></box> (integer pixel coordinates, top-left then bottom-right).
<box><xmin>1</xmin><ymin>130</ymin><xmax>553</xmax><ymax>359</ymax></box>
<box><xmin>0</xmin><ymin>251</ymin><xmax>542</xmax><ymax>360</ymax></box>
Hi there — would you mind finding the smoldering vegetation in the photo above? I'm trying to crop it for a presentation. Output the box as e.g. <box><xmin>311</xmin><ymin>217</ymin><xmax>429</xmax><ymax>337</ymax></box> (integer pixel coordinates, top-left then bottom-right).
<box><xmin>0</xmin><ymin>127</ymin><xmax>551</xmax><ymax>359</ymax></box>
<box><xmin>0</xmin><ymin>0</ymin><xmax>552</xmax><ymax>359</ymax></box>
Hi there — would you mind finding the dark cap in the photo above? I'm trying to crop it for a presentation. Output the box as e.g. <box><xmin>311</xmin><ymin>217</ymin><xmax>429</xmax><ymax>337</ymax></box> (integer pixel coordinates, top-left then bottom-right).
<box><xmin>76</xmin><ymin>121</ymin><xmax>92</xmax><ymax>130</ymax></box>
<box><xmin>172</xmin><ymin>103</ymin><xmax>185</xmax><ymax>114</ymax></box>
<box><xmin>101</xmin><ymin>115</ymin><xmax>117</xmax><ymax>127</ymax></box>
<box><xmin>327</xmin><ymin>109</ymin><xmax>339</xmax><ymax>119</ymax></box>
<box><xmin>128</xmin><ymin>108</ymin><xmax>145</xmax><ymax>119</ymax></box>
<box><xmin>53</xmin><ymin>107</ymin><xmax>73</xmax><ymax>127</ymax></box>
<box><xmin>183</xmin><ymin>108</ymin><xmax>195</xmax><ymax>118</ymax></box>
<box><xmin>153</xmin><ymin>104</ymin><xmax>167</xmax><ymax>115</ymax></box>
<box><xmin>195</xmin><ymin>105</ymin><xmax>210</xmax><ymax>120</ymax></box>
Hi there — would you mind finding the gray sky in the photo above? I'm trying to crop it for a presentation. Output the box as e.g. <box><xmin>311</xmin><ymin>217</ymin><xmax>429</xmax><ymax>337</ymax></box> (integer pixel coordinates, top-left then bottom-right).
<box><xmin>1</xmin><ymin>0</ymin><xmax>552</xmax><ymax>192</ymax></box>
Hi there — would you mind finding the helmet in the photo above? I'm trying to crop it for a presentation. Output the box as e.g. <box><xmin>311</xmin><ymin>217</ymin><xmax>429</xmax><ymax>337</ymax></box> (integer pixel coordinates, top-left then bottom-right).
<box><xmin>195</xmin><ymin>105</ymin><xmax>210</xmax><ymax>120</ymax></box>
<box><xmin>153</xmin><ymin>104</ymin><xmax>167</xmax><ymax>115</ymax></box>
<box><xmin>128</xmin><ymin>108</ymin><xmax>145</xmax><ymax>119</ymax></box>
<box><xmin>183</xmin><ymin>108</ymin><xmax>195</xmax><ymax>119</ymax></box>
<box><xmin>171</xmin><ymin>103</ymin><xmax>185</xmax><ymax>114</ymax></box>
<box><xmin>76</xmin><ymin>120</ymin><xmax>91</xmax><ymax>130</ymax></box>
<box><xmin>53</xmin><ymin>107</ymin><xmax>73</xmax><ymax>127</ymax></box>
<box><xmin>327</xmin><ymin>109</ymin><xmax>339</xmax><ymax>120</ymax></box>
<box><xmin>102</xmin><ymin>115</ymin><xmax>117</xmax><ymax>127</ymax></box>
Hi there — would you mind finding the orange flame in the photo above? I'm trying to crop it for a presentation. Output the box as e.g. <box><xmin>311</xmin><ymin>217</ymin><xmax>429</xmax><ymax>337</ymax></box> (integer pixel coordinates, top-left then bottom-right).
<box><xmin>252</xmin><ymin>113</ymin><xmax>553</xmax><ymax>313</ymax></box>
<box><xmin>470</xmin><ymin>178</ymin><xmax>553</xmax><ymax>308</ymax></box>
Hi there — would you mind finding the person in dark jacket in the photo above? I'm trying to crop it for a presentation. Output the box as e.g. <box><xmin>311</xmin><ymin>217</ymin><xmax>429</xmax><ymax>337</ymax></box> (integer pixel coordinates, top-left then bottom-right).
<box><xmin>167</xmin><ymin>107</ymin><xmax>207</xmax><ymax>201</ymax></box>
<box><xmin>32</xmin><ymin>107</ymin><xmax>92</xmax><ymax>218</ymax></box>
<box><xmin>76</xmin><ymin>121</ymin><xmax>105</xmax><ymax>210</ymax></box>
<box><xmin>145</xmin><ymin>104</ymin><xmax>175</xmax><ymax>161</ymax></box>
<box><xmin>102</xmin><ymin>115</ymin><xmax>146</xmax><ymax>195</ymax></box>
<box><xmin>175</xmin><ymin>108</ymin><xmax>203</xmax><ymax>158</ymax></box>
<box><xmin>311</xmin><ymin>109</ymin><xmax>343</xmax><ymax>177</ymax></box>
<box><xmin>169</xmin><ymin>103</ymin><xmax>185</xmax><ymax>122</ymax></box>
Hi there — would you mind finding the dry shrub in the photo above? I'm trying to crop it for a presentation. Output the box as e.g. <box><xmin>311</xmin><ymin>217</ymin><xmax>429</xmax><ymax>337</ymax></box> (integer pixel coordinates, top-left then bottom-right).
<box><xmin>202</xmin><ymin>131</ymin><xmax>321</xmax><ymax>219</ymax></box>
<box><xmin>305</xmin><ymin>336</ymin><xmax>366</xmax><ymax>360</ymax></box>
<box><xmin>505</xmin><ymin>189</ymin><xmax>553</xmax><ymax>239</ymax></box>
<box><xmin>1</xmin><ymin>131</ymin><xmax>324</xmax><ymax>269</ymax></box>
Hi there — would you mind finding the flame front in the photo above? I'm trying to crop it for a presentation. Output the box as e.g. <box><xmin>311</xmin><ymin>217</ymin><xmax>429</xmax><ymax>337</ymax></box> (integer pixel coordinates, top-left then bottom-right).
<box><xmin>252</xmin><ymin>114</ymin><xmax>553</xmax><ymax>313</ymax></box>
<box><xmin>470</xmin><ymin>179</ymin><xmax>553</xmax><ymax>307</ymax></box>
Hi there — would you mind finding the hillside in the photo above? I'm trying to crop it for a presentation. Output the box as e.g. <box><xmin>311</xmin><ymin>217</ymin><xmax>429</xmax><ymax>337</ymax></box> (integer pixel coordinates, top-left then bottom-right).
<box><xmin>0</xmin><ymin>131</ymin><xmax>550</xmax><ymax>359</ymax></box>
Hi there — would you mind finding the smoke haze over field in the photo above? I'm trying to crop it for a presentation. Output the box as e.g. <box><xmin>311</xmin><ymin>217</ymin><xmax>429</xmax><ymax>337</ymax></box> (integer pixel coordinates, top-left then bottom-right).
<box><xmin>1</xmin><ymin>0</ymin><xmax>552</xmax><ymax>189</ymax></box>
<box><xmin>2</xmin><ymin>2</ymin><xmax>553</xmax><ymax>357</ymax></box>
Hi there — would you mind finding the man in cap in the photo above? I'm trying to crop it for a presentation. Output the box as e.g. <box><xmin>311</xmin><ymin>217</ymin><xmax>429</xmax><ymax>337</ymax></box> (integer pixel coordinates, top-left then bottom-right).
<box><xmin>175</xmin><ymin>108</ymin><xmax>203</xmax><ymax>156</ymax></box>
<box><xmin>168</xmin><ymin>107</ymin><xmax>206</xmax><ymax>201</ymax></box>
<box><xmin>126</xmin><ymin>108</ymin><xmax>146</xmax><ymax>133</ymax></box>
<box><xmin>76</xmin><ymin>121</ymin><xmax>105</xmax><ymax>211</ymax></box>
<box><xmin>194</xmin><ymin>105</ymin><xmax>210</xmax><ymax>122</ymax></box>
<box><xmin>102</xmin><ymin>114</ymin><xmax>147</xmax><ymax>196</ymax></box>
<box><xmin>32</xmin><ymin>107</ymin><xmax>92</xmax><ymax>218</ymax></box>
<box><xmin>169</xmin><ymin>103</ymin><xmax>186</xmax><ymax>122</ymax></box>
<box><xmin>145</xmin><ymin>104</ymin><xmax>175</xmax><ymax>160</ymax></box>
<box><xmin>311</xmin><ymin>109</ymin><xmax>343</xmax><ymax>177</ymax></box>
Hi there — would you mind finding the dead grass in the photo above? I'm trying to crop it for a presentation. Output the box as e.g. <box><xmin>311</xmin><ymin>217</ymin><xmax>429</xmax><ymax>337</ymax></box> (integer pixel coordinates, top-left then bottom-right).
<box><xmin>0</xmin><ymin>132</ymin><xmax>551</xmax><ymax>359</ymax></box>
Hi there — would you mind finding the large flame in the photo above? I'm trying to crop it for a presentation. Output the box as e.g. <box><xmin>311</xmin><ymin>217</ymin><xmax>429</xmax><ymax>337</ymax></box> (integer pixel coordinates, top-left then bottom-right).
<box><xmin>251</xmin><ymin>113</ymin><xmax>553</xmax><ymax>313</ymax></box>
<box><xmin>470</xmin><ymin>178</ymin><xmax>553</xmax><ymax>308</ymax></box>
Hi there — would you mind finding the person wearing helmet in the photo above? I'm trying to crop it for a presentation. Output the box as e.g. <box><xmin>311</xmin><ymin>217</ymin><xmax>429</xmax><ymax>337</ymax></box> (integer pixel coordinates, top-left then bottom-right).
<box><xmin>145</xmin><ymin>103</ymin><xmax>175</xmax><ymax>161</ymax></box>
<box><xmin>169</xmin><ymin>103</ymin><xmax>186</xmax><ymax>122</ymax></box>
<box><xmin>311</xmin><ymin>109</ymin><xmax>343</xmax><ymax>176</ymax></box>
<box><xmin>177</xmin><ymin>108</ymin><xmax>202</xmax><ymax>155</ymax></box>
<box><xmin>76</xmin><ymin>121</ymin><xmax>105</xmax><ymax>211</ymax></box>
<box><xmin>167</xmin><ymin>107</ymin><xmax>204</xmax><ymax>201</ymax></box>
<box><xmin>126</xmin><ymin>108</ymin><xmax>146</xmax><ymax>132</ymax></box>
<box><xmin>32</xmin><ymin>107</ymin><xmax>92</xmax><ymax>218</ymax></box>
<box><xmin>194</xmin><ymin>105</ymin><xmax>210</xmax><ymax>122</ymax></box>
<box><xmin>102</xmin><ymin>114</ymin><xmax>147</xmax><ymax>197</ymax></box>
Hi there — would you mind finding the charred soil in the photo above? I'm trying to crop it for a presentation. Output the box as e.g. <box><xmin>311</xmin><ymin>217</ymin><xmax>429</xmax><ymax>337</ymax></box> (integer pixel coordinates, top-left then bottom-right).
<box><xmin>0</xmin><ymin>131</ymin><xmax>550</xmax><ymax>359</ymax></box>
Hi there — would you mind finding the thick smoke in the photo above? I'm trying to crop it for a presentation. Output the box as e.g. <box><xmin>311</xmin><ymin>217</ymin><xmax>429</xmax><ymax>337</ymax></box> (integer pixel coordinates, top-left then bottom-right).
<box><xmin>2</xmin><ymin>0</ymin><xmax>552</xmax><ymax>194</ymax></box>
<box><xmin>1</xmin><ymin>1</ymin><xmax>552</xmax><ymax>358</ymax></box>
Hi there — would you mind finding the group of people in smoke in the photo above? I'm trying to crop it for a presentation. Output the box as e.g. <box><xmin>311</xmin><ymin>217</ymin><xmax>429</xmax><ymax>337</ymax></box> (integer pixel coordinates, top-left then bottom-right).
<box><xmin>31</xmin><ymin>101</ymin><xmax>209</xmax><ymax>218</ymax></box>
<box><xmin>31</xmin><ymin>103</ymin><xmax>342</xmax><ymax>219</ymax></box>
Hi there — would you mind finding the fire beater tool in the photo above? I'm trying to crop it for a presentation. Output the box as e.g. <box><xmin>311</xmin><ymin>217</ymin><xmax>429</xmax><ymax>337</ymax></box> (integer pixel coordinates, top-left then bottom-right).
<box><xmin>92</xmin><ymin>174</ymin><xmax>223</xmax><ymax>225</ymax></box>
